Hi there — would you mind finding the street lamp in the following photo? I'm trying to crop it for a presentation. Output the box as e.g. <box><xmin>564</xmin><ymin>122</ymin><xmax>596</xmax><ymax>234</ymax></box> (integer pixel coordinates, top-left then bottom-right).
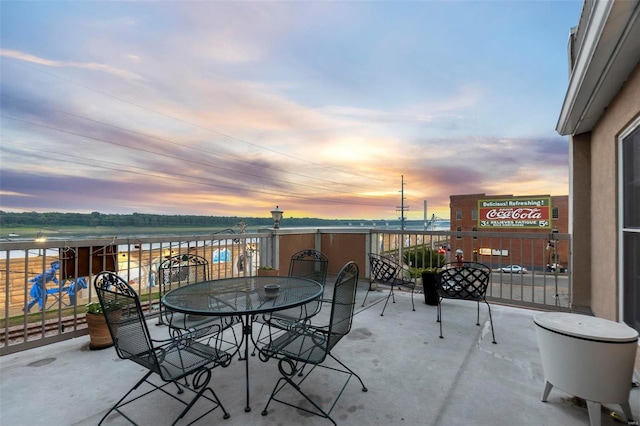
<box><xmin>270</xmin><ymin>206</ymin><xmax>283</xmax><ymax>229</ymax></box>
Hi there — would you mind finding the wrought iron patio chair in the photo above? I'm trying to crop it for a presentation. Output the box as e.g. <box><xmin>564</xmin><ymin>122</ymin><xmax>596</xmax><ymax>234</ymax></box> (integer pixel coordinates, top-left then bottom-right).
<box><xmin>267</xmin><ymin>249</ymin><xmax>328</xmax><ymax>325</ymax></box>
<box><xmin>436</xmin><ymin>261</ymin><xmax>496</xmax><ymax>343</ymax></box>
<box><xmin>259</xmin><ymin>261</ymin><xmax>368</xmax><ymax>425</ymax></box>
<box><xmin>252</xmin><ymin>249</ymin><xmax>328</xmax><ymax>354</ymax></box>
<box><xmin>156</xmin><ymin>253</ymin><xmax>208</xmax><ymax>326</ymax></box>
<box><xmin>156</xmin><ymin>253</ymin><xmax>238</xmax><ymax>342</ymax></box>
<box><xmin>362</xmin><ymin>253</ymin><xmax>416</xmax><ymax>315</ymax></box>
<box><xmin>93</xmin><ymin>271</ymin><xmax>231</xmax><ymax>425</ymax></box>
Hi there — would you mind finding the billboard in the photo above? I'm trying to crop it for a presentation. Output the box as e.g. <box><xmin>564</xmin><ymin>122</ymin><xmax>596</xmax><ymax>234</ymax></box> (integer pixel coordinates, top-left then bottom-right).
<box><xmin>478</xmin><ymin>197</ymin><xmax>551</xmax><ymax>229</ymax></box>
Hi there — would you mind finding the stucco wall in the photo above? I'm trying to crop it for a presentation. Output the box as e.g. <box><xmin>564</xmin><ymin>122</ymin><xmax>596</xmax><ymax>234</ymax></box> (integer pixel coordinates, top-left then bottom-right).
<box><xmin>277</xmin><ymin>232</ymin><xmax>316</xmax><ymax>273</ymax></box>
<box><xmin>320</xmin><ymin>232</ymin><xmax>367</xmax><ymax>275</ymax></box>
<box><xmin>276</xmin><ymin>230</ymin><xmax>368</xmax><ymax>277</ymax></box>
<box><xmin>570</xmin><ymin>132</ymin><xmax>592</xmax><ymax>312</ymax></box>
<box><xmin>588</xmin><ymin>61</ymin><xmax>640</xmax><ymax>320</ymax></box>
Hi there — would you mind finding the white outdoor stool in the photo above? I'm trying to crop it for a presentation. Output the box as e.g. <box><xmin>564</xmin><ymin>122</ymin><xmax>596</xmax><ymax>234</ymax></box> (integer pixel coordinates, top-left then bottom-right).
<box><xmin>534</xmin><ymin>312</ymin><xmax>638</xmax><ymax>426</ymax></box>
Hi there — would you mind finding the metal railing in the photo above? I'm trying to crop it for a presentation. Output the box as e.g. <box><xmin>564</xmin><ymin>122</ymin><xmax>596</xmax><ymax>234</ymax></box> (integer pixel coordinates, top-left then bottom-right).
<box><xmin>0</xmin><ymin>231</ymin><xmax>270</xmax><ymax>355</ymax></box>
<box><xmin>1</xmin><ymin>228</ymin><xmax>571</xmax><ymax>355</ymax></box>
<box><xmin>369</xmin><ymin>228</ymin><xmax>572</xmax><ymax>310</ymax></box>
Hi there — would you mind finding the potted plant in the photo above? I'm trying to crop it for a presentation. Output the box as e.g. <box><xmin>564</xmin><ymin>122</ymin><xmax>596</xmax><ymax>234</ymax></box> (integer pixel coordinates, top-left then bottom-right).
<box><xmin>404</xmin><ymin>248</ymin><xmax>445</xmax><ymax>306</ymax></box>
<box><xmin>85</xmin><ymin>300</ymin><xmax>122</xmax><ymax>350</ymax></box>
<box><xmin>421</xmin><ymin>267</ymin><xmax>441</xmax><ymax>306</ymax></box>
<box><xmin>257</xmin><ymin>266</ymin><xmax>279</xmax><ymax>277</ymax></box>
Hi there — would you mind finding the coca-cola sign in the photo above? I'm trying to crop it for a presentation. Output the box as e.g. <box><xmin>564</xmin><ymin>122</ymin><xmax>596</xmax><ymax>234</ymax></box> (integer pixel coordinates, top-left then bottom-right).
<box><xmin>478</xmin><ymin>197</ymin><xmax>551</xmax><ymax>229</ymax></box>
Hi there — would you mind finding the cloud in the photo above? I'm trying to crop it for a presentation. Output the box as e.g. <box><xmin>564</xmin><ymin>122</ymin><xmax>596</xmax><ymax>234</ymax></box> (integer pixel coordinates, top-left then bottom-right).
<box><xmin>0</xmin><ymin>49</ymin><xmax>145</xmax><ymax>81</ymax></box>
<box><xmin>0</xmin><ymin>1</ymin><xmax>576</xmax><ymax>219</ymax></box>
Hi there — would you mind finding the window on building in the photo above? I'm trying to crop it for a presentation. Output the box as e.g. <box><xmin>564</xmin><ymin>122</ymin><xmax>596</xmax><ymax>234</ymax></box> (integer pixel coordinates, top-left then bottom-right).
<box><xmin>456</xmin><ymin>226</ymin><xmax>462</xmax><ymax>239</ymax></box>
<box><xmin>621</xmin><ymin>119</ymin><xmax>640</xmax><ymax>333</ymax></box>
<box><xmin>471</xmin><ymin>209</ymin><xmax>478</xmax><ymax>220</ymax></box>
<box><xmin>552</xmin><ymin>207</ymin><xmax>559</xmax><ymax>219</ymax></box>
<box><xmin>456</xmin><ymin>209</ymin><xmax>462</xmax><ymax>220</ymax></box>
<box><xmin>472</xmin><ymin>226</ymin><xmax>477</xmax><ymax>239</ymax></box>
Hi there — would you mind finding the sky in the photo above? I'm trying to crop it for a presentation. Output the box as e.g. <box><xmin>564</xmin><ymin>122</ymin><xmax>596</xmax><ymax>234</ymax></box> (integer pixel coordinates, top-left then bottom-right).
<box><xmin>0</xmin><ymin>1</ymin><xmax>582</xmax><ymax>221</ymax></box>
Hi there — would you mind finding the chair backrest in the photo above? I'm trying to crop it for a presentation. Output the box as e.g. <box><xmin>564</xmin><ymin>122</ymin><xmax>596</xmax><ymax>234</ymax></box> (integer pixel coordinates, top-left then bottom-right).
<box><xmin>437</xmin><ymin>262</ymin><xmax>491</xmax><ymax>300</ymax></box>
<box><xmin>368</xmin><ymin>253</ymin><xmax>401</xmax><ymax>282</ymax></box>
<box><xmin>94</xmin><ymin>271</ymin><xmax>157</xmax><ymax>366</ymax></box>
<box><xmin>327</xmin><ymin>261</ymin><xmax>359</xmax><ymax>350</ymax></box>
<box><xmin>288</xmin><ymin>249</ymin><xmax>329</xmax><ymax>286</ymax></box>
<box><xmin>158</xmin><ymin>253</ymin><xmax>209</xmax><ymax>295</ymax></box>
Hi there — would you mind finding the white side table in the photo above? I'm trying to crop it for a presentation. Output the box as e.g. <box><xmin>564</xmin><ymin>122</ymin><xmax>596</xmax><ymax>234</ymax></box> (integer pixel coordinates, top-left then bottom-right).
<box><xmin>534</xmin><ymin>312</ymin><xmax>638</xmax><ymax>426</ymax></box>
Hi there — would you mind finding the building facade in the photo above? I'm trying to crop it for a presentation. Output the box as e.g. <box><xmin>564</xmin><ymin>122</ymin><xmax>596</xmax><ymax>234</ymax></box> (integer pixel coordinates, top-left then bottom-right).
<box><xmin>449</xmin><ymin>193</ymin><xmax>569</xmax><ymax>271</ymax></box>
<box><xmin>556</xmin><ymin>0</ymin><xmax>640</xmax><ymax>372</ymax></box>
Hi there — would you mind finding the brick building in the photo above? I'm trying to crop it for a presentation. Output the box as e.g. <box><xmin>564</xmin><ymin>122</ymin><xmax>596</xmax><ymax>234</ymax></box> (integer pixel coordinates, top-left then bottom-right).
<box><xmin>449</xmin><ymin>193</ymin><xmax>569</xmax><ymax>270</ymax></box>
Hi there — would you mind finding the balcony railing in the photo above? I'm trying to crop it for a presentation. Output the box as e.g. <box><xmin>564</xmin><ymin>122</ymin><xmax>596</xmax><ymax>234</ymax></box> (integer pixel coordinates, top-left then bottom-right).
<box><xmin>0</xmin><ymin>228</ymin><xmax>571</xmax><ymax>355</ymax></box>
<box><xmin>0</xmin><ymin>231</ymin><xmax>270</xmax><ymax>355</ymax></box>
<box><xmin>370</xmin><ymin>228</ymin><xmax>572</xmax><ymax>309</ymax></box>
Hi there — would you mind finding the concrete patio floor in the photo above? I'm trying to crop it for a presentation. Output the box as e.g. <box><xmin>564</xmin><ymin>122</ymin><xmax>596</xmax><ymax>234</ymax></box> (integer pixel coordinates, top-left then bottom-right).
<box><xmin>1</xmin><ymin>282</ymin><xmax>638</xmax><ymax>426</ymax></box>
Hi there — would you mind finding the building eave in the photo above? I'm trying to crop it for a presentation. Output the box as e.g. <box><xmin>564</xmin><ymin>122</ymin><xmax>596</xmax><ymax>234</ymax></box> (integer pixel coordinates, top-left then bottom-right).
<box><xmin>556</xmin><ymin>0</ymin><xmax>640</xmax><ymax>137</ymax></box>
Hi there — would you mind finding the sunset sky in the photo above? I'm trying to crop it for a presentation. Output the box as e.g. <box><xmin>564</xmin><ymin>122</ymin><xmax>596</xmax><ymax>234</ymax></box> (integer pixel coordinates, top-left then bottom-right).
<box><xmin>0</xmin><ymin>1</ymin><xmax>581</xmax><ymax>221</ymax></box>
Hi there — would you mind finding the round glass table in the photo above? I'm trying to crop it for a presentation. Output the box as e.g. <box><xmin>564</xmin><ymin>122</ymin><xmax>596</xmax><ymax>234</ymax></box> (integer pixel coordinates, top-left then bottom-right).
<box><xmin>162</xmin><ymin>276</ymin><xmax>323</xmax><ymax>412</ymax></box>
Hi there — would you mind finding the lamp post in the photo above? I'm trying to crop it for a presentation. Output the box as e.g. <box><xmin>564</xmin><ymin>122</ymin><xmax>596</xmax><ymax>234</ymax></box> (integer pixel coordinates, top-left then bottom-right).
<box><xmin>270</xmin><ymin>206</ymin><xmax>283</xmax><ymax>229</ymax></box>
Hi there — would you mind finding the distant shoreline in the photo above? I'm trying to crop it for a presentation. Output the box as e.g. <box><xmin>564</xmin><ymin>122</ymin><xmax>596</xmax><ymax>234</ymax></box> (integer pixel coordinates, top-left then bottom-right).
<box><xmin>1</xmin><ymin>220</ymin><xmax>451</xmax><ymax>241</ymax></box>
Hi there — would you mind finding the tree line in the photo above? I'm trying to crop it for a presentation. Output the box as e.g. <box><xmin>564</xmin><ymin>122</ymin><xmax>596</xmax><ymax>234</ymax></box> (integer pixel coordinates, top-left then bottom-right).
<box><xmin>0</xmin><ymin>211</ymin><xmax>346</xmax><ymax>228</ymax></box>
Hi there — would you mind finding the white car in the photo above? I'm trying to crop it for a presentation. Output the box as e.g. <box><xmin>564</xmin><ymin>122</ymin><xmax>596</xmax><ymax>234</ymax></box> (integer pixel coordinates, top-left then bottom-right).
<box><xmin>500</xmin><ymin>265</ymin><xmax>527</xmax><ymax>274</ymax></box>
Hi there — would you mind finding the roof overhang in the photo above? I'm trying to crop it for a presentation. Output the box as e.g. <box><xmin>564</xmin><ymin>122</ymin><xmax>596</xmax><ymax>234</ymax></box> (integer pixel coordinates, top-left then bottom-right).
<box><xmin>556</xmin><ymin>1</ymin><xmax>640</xmax><ymax>136</ymax></box>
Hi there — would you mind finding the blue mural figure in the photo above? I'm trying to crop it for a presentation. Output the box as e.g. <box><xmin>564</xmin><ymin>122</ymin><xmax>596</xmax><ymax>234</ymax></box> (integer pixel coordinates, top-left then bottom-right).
<box><xmin>24</xmin><ymin>261</ymin><xmax>60</xmax><ymax>312</ymax></box>
<box><xmin>65</xmin><ymin>277</ymin><xmax>88</xmax><ymax>305</ymax></box>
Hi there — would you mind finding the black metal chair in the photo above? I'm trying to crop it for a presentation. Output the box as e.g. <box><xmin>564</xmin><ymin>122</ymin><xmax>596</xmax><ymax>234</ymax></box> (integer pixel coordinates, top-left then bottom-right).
<box><xmin>156</xmin><ymin>253</ymin><xmax>209</xmax><ymax>326</ymax></box>
<box><xmin>436</xmin><ymin>261</ymin><xmax>497</xmax><ymax>344</ymax></box>
<box><xmin>252</xmin><ymin>249</ymin><xmax>328</xmax><ymax>354</ymax></box>
<box><xmin>362</xmin><ymin>253</ymin><xmax>416</xmax><ymax>315</ymax></box>
<box><xmin>157</xmin><ymin>253</ymin><xmax>238</xmax><ymax>343</ymax></box>
<box><xmin>259</xmin><ymin>261</ymin><xmax>367</xmax><ymax>425</ymax></box>
<box><xmin>93</xmin><ymin>271</ymin><xmax>231</xmax><ymax>425</ymax></box>
<box><xmin>270</xmin><ymin>249</ymin><xmax>329</xmax><ymax>326</ymax></box>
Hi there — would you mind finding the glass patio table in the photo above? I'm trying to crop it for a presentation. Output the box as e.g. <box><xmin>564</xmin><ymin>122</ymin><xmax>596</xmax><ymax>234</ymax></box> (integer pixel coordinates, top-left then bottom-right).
<box><xmin>162</xmin><ymin>275</ymin><xmax>323</xmax><ymax>412</ymax></box>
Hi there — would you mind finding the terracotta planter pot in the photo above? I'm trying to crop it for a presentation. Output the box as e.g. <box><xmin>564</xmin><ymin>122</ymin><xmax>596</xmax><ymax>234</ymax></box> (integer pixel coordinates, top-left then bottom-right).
<box><xmin>257</xmin><ymin>269</ymin><xmax>279</xmax><ymax>277</ymax></box>
<box><xmin>85</xmin><ymin>312</ymin><xmax>114</xmax><ymax>350</ymax></box>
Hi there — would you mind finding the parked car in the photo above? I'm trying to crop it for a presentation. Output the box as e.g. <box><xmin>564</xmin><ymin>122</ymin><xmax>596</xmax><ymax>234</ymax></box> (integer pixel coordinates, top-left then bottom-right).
<box><xmin>547</xmin><ymin>263</ymin><xmax>567</xmax><ymax>273</ymax></box>
<box><xmin>500</xmin><ymin>265</ymin><xmax>527</xmax><ymax>274</ymax></box>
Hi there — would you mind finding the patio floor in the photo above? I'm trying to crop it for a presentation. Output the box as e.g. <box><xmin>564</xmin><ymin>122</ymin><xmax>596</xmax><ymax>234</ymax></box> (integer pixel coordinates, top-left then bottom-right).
<box><xmin>1</xmin><ymin>281</ymin><xmax>638</xmax><ymax>426</ymax></box>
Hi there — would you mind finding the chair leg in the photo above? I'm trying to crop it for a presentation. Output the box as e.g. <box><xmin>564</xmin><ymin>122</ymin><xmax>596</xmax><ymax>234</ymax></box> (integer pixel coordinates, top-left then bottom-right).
<box><xmin>437</xmin><ymin>301</ymin><xmax>444</xmax><ymax>338</ymax></box>
<box><xmin>329</xmin><ymin>353</ymin><xmax>368</xmax><ymax>392</ymax></box>
<box><xmin>410</xmin><ymin>288</ymin><xmax>415</xmax><ymax>311</ymax></box>
<box><xmin>173</xmin><ymin>367</ymin><xmax>230</xmax><ymax>424</ymax></box>
<box><xmin>361</xmin><ymin>282</ymin><xmax>372</xmax><ymax>307</ymax></box>
<box><xmin>476</xmin><ymin>301</ymin><xmax>480</xmax><ymax>326</ymax></box>
<box><xmin>262</xmin><ymin>359</ymin><xmax>336</xmax><ymax>424</ymax></box>
<box><xmin>98</xmin><ymin>371</ymin><xmax>154</xmax><ymax>425</ymax></box>
<box><xmin>484</xmin><ymin>301</ymin><xmax>497</xmax><ymax>344</ymax></box>
<box><xmin>156</xmin><ymin>305</ymin><xmax>166</xmax><ymax>326</ymax></box>
<box><xmin>251</xmin><ymin>318</ymin><xmax>267</xmax><ymax>356</ymax></box>
<box><xmin>380</xmin><ymin>290</ymin><xmax>393</xmax><ymax>316</ymax></box>
<box><xmin>262</xmin><ymin>356</ymin><xmax>366</xmax><ymax>425</ymax></box>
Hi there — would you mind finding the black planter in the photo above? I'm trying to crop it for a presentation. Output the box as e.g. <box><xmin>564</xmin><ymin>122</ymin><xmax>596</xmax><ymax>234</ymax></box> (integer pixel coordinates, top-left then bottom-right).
<box><xmin>421</xmin><ymin>271</ymin><xmax>439</xmax><ymax>306</ymax></box>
